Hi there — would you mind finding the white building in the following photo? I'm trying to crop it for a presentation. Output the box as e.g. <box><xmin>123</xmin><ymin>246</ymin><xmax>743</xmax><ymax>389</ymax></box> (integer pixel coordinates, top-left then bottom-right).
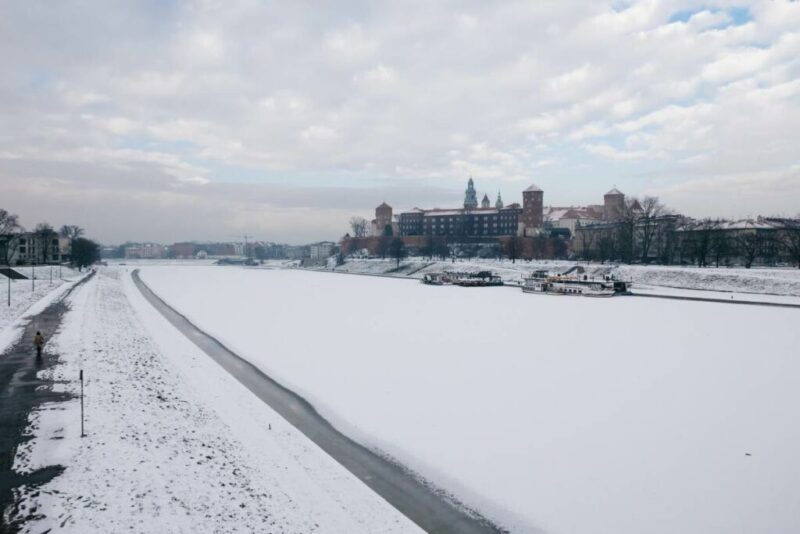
<box><xmin>309</xmin><ymin>242</ymin><xmax>336</xmax><ymax>259</ymax></box>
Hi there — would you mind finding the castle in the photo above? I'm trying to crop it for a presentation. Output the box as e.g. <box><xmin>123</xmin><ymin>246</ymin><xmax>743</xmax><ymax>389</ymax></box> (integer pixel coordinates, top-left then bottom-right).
<box><xmin>371</xmin><ymin>179</ymin><xmax>625</xmax><ymax>238</ymax></box>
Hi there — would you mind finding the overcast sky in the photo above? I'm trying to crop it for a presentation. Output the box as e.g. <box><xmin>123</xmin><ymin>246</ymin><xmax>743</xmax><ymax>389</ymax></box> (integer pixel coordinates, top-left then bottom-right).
<box><xmin>1</xmin><ymin>1</ymin><xmax>798</xmax><ymax>244</ymax></box>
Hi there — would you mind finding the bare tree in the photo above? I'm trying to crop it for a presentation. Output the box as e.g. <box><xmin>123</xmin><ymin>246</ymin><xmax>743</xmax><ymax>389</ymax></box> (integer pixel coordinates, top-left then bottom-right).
<box><xmin>736</xmin><ymin>231</ymin><xmax>761</xmax><ymax>269</ymax></box>
<box><xmin>0</xmin><ymin>209</ymin><xmax>23</xmax><ymax>267</ymax></box>
<box><xmin>349</xmin><ymin>216</ymin><xmax>368</xmax><ymax>238</ymax></box>
<box><xmin>575</xmin><ymin>226</ymin><xmax>595</xmax><ymax>261</ymax></box>
<box><xmin>616</xmin><ymin>198</ymin><xmax>642</xmax><ymax>264</ymax></box>
<box><xmin>689</xmin><ymin>219</ymin><xmax>715</xmax><ymax>267</ymax></box>
<box><xmin>504</xmin><ymin>236</ymin><xmax>520</xmax><ymax>263</ymax></box>
<box><xmin>33</xmin><ymin>223</ymin><xmax>58</xmax><ymax>264</ymax></box>
<box><xmin>59</xmin><ymin>225</ymin><xmax>85</xmax><ymax>241</ymax></box>
<box><xmin>708</xmin><ymin>220</ymin><xmax>731</xmax><ymax>267</ymax></box>
<box><xmin>637</xmin><ymin>196</ymin><xmax>667</xmax><ymax>263</ymax></box>
<box><xmin>781</xmin><ymin>220</ymin><xmax>800</xmax><ymax>268</ymax></box>
<box><xmin>388</xmin><ymin>237</ymin><xmax>407</xmax><ymax>268</ymax></box>
<box><xmin>376</xmin><ymin>235</ymin><xmax>390</xmax><ymax>259</ymax></box>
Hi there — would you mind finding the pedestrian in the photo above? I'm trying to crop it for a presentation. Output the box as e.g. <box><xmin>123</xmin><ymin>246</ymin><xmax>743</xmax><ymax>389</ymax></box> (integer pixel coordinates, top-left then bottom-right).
<box><xmin>34</xmin><ymin>331</ymin><xmax>45</xmax><ymax>358</ymax></box>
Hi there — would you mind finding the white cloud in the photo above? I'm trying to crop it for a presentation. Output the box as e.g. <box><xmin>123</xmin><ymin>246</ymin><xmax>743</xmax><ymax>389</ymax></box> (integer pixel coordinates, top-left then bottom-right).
<box><xmin>0</xmin><ymin>0</ymin><xmax>799</xmax><ymax>241</ymax></box>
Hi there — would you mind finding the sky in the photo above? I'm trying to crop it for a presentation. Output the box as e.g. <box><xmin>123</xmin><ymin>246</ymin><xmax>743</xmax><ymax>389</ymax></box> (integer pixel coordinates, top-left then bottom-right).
<box><xmin>0</xmin><ymin>0</ymin><xmax>798</xmax><ymax>245</ymax></box>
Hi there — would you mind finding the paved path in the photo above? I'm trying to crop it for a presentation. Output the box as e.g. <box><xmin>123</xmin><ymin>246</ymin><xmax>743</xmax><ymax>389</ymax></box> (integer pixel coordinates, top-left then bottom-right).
<box><xmin>132</xmin><ymin>270</ymin><xmax>505</xmax><ymax>534</ymax></box>
<box><xmin>0</xmin><ymin>273</ymin><xmax>91</xmax><ymax>532</ymax></box>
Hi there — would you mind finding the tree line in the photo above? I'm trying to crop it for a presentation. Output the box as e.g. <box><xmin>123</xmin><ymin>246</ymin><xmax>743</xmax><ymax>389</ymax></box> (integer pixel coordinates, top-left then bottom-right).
<box><xmin>0</xmin><ymin>208</ymin><xmax>100</xmax><ymax>271</ymax></box>
<box><xmin>575</xmin><ymin>198</ymin><xmax>800</xmax><ymax>268</ymax></box>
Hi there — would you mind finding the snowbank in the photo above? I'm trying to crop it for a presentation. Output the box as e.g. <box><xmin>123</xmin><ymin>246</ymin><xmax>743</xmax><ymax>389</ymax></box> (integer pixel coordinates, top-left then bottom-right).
<box><xmin>11</xmin><ymin>267</ymin><xmax>421</xmax><ymax>533</ymax></box>
<box><xmin>141</xmin><ymin>266</ymin><xmax>800</xmax><ymax>534</ymax></box>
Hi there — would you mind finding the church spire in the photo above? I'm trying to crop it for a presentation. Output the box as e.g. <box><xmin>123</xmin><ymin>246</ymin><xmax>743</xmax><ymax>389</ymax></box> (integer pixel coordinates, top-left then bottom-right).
<box><xmin>495</xmin><ymin>191</ymin><xmax>504</xmax><ymax>209</ymax></box>
<box><xmin>463</xmin><ymin>177</ymin><xmax>478</xmax><ymax>209</ymax></box>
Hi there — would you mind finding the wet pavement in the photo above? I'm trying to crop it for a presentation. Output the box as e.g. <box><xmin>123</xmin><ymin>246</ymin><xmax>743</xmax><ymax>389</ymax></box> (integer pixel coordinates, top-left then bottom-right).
<box><xmin>132</xmin><ymin>269</ymin><xmax>506</xmax><ymax>534</ymax></box>
<box><xmin>0</xmin><ymin>274</ymin><xmax>90</xmax><ymax>533</ymax></box>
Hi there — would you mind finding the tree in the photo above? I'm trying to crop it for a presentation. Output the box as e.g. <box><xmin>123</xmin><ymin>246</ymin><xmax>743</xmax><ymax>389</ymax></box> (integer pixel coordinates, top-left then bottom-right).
<box><xmin>388</xmin><ymin>237</ymin><xmax>407</xmax><ymax>267</ymax></box>
<box><xmin>687</xmin><ymin>219</ymin><xmax>715</xmax><ymax>267</ymax></box>
<box><xmin>0</xmin><ymin>209</ymin><xmax>22</xmax><ymax>266</ymax></box>
<box><xmin>637</xmin><ymin>196</ymin><xmax>667</xmax><ymax>263</ymax></box>
<box><xmin>376</xmin><ymin>235</ymin><xmax>390</xmax><ymax>259</ymax></box>
<box><xmin>781</xmin><ymin>221</ymin><xmax>800</xmax><ymax>268</ymax></box>
<box><xmin>617</xmin><ymin>198</ymin><xmax>641</xmax><ymax>264</ymax></box>
<box><xmin>71</xmin><ymin>238</ymin><xmax>100</xmax><ymax>271</ymax></box>
<box><xmin>382</xmin><ymin>224</ymin><xmax>393</xmax><ymax>237</ymax></box>
<box><xmin>34</xmin><ymin>223</ymin><xmax>58</xmax><ymax>264</ymax></box>
<box><xmin>433</xmin><ymin>240</ymin><xmax>450</xmax><ymax>260</ymax></box>
<box><xmin>709</xmin><ymin>224</ymin><xmax>731</xmax><ymax>267</ymax></box>
<box><xmin>736</xmin><ymin>231</ymin><xmax>761</xmax><ymax>269</ymax></box>
<box><xmin>59</xmin><ymin>225</ymin><xmax>84</xmax><ymax>241</ymax></box>
<box><xmin>504</xmin><ymin>236</ymin><xmax>520</xmax><ymax>263</ymax></box>
<box><xmin>349</xmin><ymin>216</ymin><xmax>368</xmax><ymax>238</ymax></box>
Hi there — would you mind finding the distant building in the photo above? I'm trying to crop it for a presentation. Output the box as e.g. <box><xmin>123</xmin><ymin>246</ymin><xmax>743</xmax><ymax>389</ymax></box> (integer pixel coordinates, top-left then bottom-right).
<box><xmin>397</xmin><ymin>178</ymin><xmax>543</xmax><ymax>238</ymax></box>
<box><xmin>124</xmin><ymin>243</ymin><xmax>166</xmax><ymax>259</ymax></box>
<box><xmin>1</xmin><ymin>232</ymin><xmax>67</xmax><ymax>265</ymax></box>
<box><xmin>520</xmin><ymin>184</ymin><xmax>544</xmax><ymax>233</ymax></box>
<box><xmin>603</xmin><ymin>187</ymin><xmax>626</xmax><ymax>221</ymax></box>
<box><xmin>371</xmin><ymin>202</ymin><xmax>397</xmax><ymax>236</ymax></box>
<box><xmin>310</xmin><ymin>241</ymin><xmax>336</xmax><ymax>259</ymax></box>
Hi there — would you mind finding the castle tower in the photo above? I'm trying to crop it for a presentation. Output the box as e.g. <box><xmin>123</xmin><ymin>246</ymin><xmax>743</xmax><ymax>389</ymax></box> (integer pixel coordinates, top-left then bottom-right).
<box><xmin>481</xmin><ymin>193</ymin><xmax>490</xmax><ymax>209</ymax></box>
<box><xmin>603</xmin><ymin>187</ymin><xmax>625</xmax><ymax>221</ymax></box>
<box><xmin>464</xmin><ymin>178</ymin><xmax>478</xmax><ymax>209</ymax></box>
<box><xmin>375</xmin><ymin>202</ymin><xmax>393</xmax><ymax>233</ymax></box>
<box><xmin>521</xmin><ymin>184</ymin><xmax>544</xmax><ymax>231</ymax></box>
<box><xmin>495</xmin><ymin>192</ymin><xmax>504</xmax><ymax>209</ymax></box>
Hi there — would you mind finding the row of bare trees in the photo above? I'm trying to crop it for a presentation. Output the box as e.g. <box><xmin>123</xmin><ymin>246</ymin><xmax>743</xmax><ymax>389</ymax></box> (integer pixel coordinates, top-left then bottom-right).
<box><xmin>678</xmin><ymin>220</ymin><xmax>800</xmax><ymax>269</ymax></box>
<box><xmin>576</xmin><ymin>205</ymin><xmax>800</xmax><ymax>268</ymax></box>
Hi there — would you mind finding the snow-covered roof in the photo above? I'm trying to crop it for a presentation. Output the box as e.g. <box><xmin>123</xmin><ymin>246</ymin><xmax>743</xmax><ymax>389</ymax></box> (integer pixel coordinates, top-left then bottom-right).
<box><xmin>524</xmin><ymin>184</ymin><xmax>543</xmax><ymax>192</ymax></box>
<box><xmin>605</xmin><ymin>187</ymin><xmax>624</xmax><ymax>196</ymax></box>
<box><xmin>376</xmin><ymin>202</ymin><xmax>392</xmax><ymax>209</ymax></box>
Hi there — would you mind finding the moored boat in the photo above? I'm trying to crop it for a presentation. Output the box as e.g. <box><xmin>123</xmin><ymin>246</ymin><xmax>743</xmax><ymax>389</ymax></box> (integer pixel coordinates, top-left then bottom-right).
<box><xmin>522</xmin><ymin>270</ymin><xmax>630</xmax><ymax>297</ymax></box>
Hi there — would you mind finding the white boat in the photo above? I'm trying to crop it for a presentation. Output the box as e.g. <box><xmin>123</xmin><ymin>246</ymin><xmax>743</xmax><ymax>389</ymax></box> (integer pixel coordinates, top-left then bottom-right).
<box><xmin>522</xmin><ymin>270</ymin><xmax>630</xmax><ymax>297</ymax></box>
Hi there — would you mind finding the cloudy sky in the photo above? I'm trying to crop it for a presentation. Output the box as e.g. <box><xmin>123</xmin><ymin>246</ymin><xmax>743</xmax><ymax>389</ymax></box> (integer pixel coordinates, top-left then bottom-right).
<box><xmin>1</xmin><ymin>0</ymin><xmax>798</xmax><ymax>244</ymax></box>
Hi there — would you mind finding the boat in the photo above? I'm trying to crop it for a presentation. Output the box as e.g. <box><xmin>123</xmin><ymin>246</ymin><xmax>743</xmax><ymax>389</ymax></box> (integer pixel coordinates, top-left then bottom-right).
<box><xmin>422</xmin><ymin>273</ymin><xmax>447</xmax><ymax>285</ymax></box>
<box><xmin>453</xmin><ymin>271</ymin><xmax>504</xmax><ymax>287</ymax></box>
<box><xmin>522</xmin><ymin>270</ymin><xmax>630</xmax><ymax>297</ymax></box>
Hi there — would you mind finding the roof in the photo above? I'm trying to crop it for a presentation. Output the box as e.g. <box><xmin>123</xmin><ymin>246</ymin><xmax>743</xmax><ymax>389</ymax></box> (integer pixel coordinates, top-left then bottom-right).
<box><xmin>376</xmin><ymin>202</ymin><xmax>392</xmax><ymax>209</ymax></box>
<box><xmin>524</xmin><ymin>184</ymin><xmax>543</xmax><ymax>192</ymax></box>
<box><xmin>605</xmin><ymin>187</ymin><xmax>624</xmax><ymax>196</ymax></box>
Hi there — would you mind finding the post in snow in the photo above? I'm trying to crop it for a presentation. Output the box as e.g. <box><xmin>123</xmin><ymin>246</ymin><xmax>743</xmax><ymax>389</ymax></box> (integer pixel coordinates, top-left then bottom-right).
<box><xmin>80</xmin><ymin>369</ymin><xmax>86</xmax><ymax>437</ymax></box>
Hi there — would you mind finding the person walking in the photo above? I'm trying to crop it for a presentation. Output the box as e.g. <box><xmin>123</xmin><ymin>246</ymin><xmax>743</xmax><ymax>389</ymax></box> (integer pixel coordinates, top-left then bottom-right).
<box><xmin>34</xmin><ymin>331</ymin><xmax>45</xmax><ymax>359</ymax></box>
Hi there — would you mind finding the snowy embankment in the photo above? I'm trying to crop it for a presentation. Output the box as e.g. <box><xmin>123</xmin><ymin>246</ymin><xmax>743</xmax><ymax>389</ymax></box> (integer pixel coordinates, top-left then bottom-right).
<box><xmin>294</xmin><ymin>257</ymin><xmax>800</xmax><ymax>297</ymax></box>
<box><xmin>141</xmin><ymin>266</ymin><xmax>800</xmax><ymax>534</ymax></box>
<box><xmin>11</xmin><ymin>267</ymin><xmax>421</xmax><ymax>533</ymax></box>
<box><xmin>0</xmin><ymin>267</ymin><xmax>84</xmax><ymax>353</ymax></box>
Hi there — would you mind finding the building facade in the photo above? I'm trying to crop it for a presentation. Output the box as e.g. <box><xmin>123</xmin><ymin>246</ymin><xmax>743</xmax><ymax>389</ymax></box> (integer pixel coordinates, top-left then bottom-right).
<box><xmin>396</xmin><ymin>179</ymin><xmax>544</xmax><ymax>238</ymax></box>
<box><xmin>1</xmin><ymin>232</ymin><xmax>68</xmax><ymax>265</ymax></box>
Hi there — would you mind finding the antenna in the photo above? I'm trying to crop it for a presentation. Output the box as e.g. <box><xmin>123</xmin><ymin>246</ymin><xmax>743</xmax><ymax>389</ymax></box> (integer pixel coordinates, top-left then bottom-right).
<box><xmin>231</xmin><ymin>234</ymin><xmax>255</xmax><ymax>259</ymax></box>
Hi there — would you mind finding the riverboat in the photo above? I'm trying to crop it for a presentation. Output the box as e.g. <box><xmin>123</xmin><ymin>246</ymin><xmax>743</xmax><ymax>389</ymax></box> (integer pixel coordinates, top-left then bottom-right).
<box><xmin>522</xmin><ymin>270</ymin><xmax>630</xmax><ymax>297</ymax></box>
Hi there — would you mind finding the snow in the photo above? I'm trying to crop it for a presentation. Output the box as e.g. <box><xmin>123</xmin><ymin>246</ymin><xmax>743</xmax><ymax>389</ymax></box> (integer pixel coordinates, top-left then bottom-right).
<box><xmin>11</xmin><ymin>267</ymin><xmax>421</xmax><ymax>533</ymax></box>
<box><xmin>140</xmin><ymin>265</ymin><xmax>800</xmax><ymax>534</ymax></box>
<box><xmin>301</xmin><ymin>257</ymin><xmax>800</xmax><ymax>297</ymax></box>
<box><xmin>0</xmin><ymin>267</ymin><xmax>85</xmax><ymax>353</ymax></box>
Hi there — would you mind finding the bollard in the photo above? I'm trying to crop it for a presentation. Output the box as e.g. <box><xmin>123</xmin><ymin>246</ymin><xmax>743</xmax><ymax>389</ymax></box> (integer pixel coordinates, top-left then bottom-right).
<box><xmin>80</xmin><ymin>369</ymin><xmax>86</xmax><ymax>437</ymax></box>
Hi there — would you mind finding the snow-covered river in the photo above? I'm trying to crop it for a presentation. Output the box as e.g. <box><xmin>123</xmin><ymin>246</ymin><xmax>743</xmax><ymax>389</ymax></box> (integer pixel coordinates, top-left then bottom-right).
<box><xmin>139</xmin><ymin>265</ymin><xmax>800</xmax><ymax>534</ymax></box>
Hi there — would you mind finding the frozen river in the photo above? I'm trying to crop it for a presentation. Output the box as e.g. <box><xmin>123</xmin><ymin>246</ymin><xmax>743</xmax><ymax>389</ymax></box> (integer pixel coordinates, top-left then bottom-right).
<box><xmin>140</xmin><ymin>266</ymin><xmax>800</xmax><ymax>534</ymax></box>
